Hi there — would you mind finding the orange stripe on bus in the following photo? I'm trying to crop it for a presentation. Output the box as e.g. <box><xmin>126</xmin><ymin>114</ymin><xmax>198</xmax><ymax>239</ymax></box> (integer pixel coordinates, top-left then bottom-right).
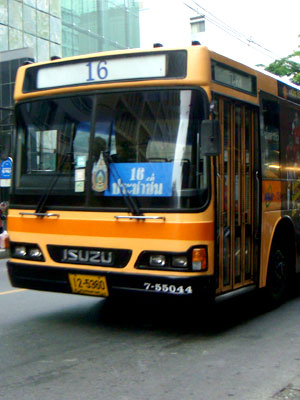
<box><xmin>8</xmin><ymin>219</ymin><xmax>214</xmax><ymax>241</ymax></box>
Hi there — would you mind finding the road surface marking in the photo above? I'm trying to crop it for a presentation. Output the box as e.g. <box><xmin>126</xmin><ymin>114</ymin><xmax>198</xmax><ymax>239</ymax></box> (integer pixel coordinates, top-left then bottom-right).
<box><xmin>0</xmin><ymin>289</ymin><xmax>27</xmax><ymax>295</ymax></box>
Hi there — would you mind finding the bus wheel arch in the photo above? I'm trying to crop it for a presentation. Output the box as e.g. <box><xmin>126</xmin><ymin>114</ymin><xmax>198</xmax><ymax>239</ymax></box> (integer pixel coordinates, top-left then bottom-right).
<box><xmin>265</xmin><ymin>217</ymin><xmax>296</xmax><ymax>307</ymax></box>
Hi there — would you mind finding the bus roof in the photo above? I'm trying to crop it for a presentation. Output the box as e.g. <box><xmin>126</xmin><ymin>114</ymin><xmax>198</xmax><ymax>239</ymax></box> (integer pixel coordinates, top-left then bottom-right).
<box><xmin>14</xmin><ymin>45</ymin><xmax>300</xmax><ymax>106</ymax></box>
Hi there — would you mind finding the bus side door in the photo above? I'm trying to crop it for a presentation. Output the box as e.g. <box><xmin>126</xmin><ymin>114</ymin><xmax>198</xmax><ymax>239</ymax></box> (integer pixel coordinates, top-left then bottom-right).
<box><xmin>216</xmin><ymin>97</ymin><xmax>259</xmax><ymax>293</ymax></box>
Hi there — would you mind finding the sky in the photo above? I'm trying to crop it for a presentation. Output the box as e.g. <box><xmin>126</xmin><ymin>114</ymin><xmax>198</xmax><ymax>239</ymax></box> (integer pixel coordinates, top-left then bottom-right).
<box><xmin>139</xmin><ymin>0</ymin><xmax>300</xmax><ymax>69</ymax></box>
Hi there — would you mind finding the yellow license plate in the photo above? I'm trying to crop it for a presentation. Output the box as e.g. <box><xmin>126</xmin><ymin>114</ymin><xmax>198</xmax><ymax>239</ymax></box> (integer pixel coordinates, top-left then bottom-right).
<box><xmin>68</xmin><ymin>274</ymin><xmax>109</xmax><ymax>297</ymax></box>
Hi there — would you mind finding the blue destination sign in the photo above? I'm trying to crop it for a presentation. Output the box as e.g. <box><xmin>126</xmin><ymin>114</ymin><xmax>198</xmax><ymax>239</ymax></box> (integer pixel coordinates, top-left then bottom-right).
<box><xmin>104</xmin><ymin>162</ymin><xmax>173</xmax><ymax>197</ymax></box>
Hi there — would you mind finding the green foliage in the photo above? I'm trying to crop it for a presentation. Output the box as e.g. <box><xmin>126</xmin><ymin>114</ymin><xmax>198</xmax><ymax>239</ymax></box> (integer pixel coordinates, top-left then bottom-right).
<box><xmin>263</xmin><ymin>37</ymin><xmax>300</xmax><ymax>85</ymax></box>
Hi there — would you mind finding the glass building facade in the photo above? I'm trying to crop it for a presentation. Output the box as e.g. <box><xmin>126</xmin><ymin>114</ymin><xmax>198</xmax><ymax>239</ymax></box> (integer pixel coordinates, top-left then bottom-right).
<box><xmin>61</xmin><ymin>0</ymin><xmax>140</xmax><ymax>56</ymax></box>
<box><xmin>0</xmin><ymin>0</ymin><xmax>140</xmax><ymax>63</ymax></box>
<box><xmin>0</xmin><ymin>0</ymin><xmax>140</xmax><ymax>198</ymax></box>
<box><xmin>0</xmin><ymin>0</ymin><xmax>62</xmax><ymax>61</ymax></box>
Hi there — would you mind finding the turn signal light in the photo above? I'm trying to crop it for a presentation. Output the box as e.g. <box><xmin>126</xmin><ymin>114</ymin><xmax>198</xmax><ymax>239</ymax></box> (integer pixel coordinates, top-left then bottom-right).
<box><xmin>192</xmin><ymin>248</ymin><xmax>207</xmax><ymax>271</ymax></box>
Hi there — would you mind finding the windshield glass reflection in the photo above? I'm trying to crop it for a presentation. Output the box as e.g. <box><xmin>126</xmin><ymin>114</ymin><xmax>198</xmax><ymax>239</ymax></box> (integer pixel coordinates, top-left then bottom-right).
<box><xmin>13</xmin><ymin>89</ymin><xmax>209</xmax><ymax>211</ymax></box>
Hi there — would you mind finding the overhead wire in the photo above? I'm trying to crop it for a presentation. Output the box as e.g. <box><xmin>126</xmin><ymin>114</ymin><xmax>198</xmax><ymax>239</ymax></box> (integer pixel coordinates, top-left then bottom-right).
<box><xmin>184</xmin><ymin>0</ymin><xmax>282</xmax><ymax>61</ymax></box>
<box><xmin>189</xmin><ymin>0</ymin><xmax>249</xmax><ymax>42</ymax></box>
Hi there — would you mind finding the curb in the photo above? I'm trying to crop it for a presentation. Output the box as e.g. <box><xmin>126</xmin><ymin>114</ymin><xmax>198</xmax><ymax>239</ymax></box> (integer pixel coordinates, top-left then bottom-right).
<box><xmin>272</xmin><ymin>375</ymin><xmax>300</xmax><ymax>399</ymax></box>
<box><xmin>0</xmin><ymin>249</ymin><xmax>9</xmax><ymax>259</ymax></box>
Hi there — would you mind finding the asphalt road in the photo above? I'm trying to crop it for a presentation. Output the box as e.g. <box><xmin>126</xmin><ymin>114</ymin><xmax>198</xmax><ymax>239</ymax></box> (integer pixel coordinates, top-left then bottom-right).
<box><xmin>1</xmin><ymin>259</ymin><xmax>300</xmax><ymax>400</ymax></box>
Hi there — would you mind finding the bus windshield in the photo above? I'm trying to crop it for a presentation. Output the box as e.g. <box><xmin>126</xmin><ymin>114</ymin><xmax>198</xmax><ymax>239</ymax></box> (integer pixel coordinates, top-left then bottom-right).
<box><xmin>12</xmin><ymin>89</ymin><xmax>209</xmax><ymax>211</ymax></box>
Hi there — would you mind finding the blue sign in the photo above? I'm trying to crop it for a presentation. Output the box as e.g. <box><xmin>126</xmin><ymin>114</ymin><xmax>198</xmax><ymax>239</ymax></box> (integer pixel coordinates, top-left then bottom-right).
<box><xmin>104</xmin><ymin>162</ymin><xmax>173</xmax><ymax>197</ymax></box>
<box><xmin>0</xmin><ymin>158</ymin><xmax>12</xmax><ymax>179</ymax></box>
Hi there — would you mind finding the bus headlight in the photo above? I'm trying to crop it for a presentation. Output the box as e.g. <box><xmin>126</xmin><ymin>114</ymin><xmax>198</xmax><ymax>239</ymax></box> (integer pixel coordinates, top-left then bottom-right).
<box><xmin>10</xmin><ymin>242</ymin><xmax>45</xmax><ymax>261</ymax></box>
<box><xmin>135</xmin><ymin>246</ymin><xmax>208</xmax><ymax>272</ymax></box>
<box><xmin>150</xmin><ymin>255</ymin><xmax>166</xmax><ymax>267</ymax></box>
<box><xmin>172</xmin><ymin>256</ymin><xmax>188</xmax><ymax>268</ymax></box>
<box><xmin>29</xmin><ymin>248</ymin><xmax>43</xmax><ymax>259</ymax></box>
<box><xmin>14</xmin><ymin>246</ymin><xmax>27</xmax><ymax>257</ymax></box>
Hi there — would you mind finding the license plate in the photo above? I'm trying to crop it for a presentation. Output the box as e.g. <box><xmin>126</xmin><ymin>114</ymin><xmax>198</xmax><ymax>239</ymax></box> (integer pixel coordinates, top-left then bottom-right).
<box><xmin>68</xmin><ymin>274</ymin><xmax>109</xmax><ymax>297</ymax></box>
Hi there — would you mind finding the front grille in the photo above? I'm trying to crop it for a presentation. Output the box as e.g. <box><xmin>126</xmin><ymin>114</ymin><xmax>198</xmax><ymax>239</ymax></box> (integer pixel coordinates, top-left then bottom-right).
<box><xmin>47</xmin><ymin>245</ymin><xmax>131</xmax><ymax>268</ymax></box>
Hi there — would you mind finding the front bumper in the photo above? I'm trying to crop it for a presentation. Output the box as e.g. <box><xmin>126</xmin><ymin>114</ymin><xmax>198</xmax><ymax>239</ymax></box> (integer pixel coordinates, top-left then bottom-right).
<box><xmin>7</xmin><ymin>261</ymin><xmax>215</xmax><ymax>301</ymax></box>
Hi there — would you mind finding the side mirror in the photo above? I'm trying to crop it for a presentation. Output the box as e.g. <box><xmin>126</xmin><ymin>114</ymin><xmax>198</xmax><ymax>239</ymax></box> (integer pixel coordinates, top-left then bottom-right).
<box><xmin>200</xmin><ymin>119</ymin><xmax>221</xmax><ymax>156</ymax></box>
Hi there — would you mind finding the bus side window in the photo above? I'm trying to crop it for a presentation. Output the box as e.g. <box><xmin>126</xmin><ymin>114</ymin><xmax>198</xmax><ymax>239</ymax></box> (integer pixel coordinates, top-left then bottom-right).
<box><xmin>261</xmin><ymin>99</ymin><xmax>280</xmax><ymax>179</ymax></box>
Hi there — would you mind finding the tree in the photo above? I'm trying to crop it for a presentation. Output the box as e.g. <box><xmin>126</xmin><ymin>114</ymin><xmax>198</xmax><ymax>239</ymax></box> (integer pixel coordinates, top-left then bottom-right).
<box><xmin>263</xmin><ymin>37</ymin><xmax>300</xmax><ymax>85</ymax></box>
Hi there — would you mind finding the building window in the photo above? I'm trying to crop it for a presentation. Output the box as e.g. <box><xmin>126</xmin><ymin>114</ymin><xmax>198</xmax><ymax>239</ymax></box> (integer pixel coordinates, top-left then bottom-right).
<box><xmin>191</xmin><ymin>18</ymin><xmax>205</xmax><ymax>33</ymax></box>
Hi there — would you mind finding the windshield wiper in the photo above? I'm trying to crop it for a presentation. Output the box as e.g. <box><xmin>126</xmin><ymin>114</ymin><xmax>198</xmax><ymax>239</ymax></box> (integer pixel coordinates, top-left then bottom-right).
<box><xmin>34</xmin><ymin>124</ymin><xmax>76</xmax><ymax>215</ymax></box>
<box><xmin>35</xmin><ymin>151</ymin><xmax>72</xmax><ymax>215</ymax></box>
<box><xmin>103</xmin><ymin>152</ymin><xmax>143</xmax><ymax>217</ymax></box>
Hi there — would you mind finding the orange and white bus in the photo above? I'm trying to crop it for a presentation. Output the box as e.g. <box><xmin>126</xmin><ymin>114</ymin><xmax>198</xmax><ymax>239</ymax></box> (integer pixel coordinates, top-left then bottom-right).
<box><xmin>7</xmin><ymin>45</ymin><xmax>300</xmax><ymax>305</ymax></box>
